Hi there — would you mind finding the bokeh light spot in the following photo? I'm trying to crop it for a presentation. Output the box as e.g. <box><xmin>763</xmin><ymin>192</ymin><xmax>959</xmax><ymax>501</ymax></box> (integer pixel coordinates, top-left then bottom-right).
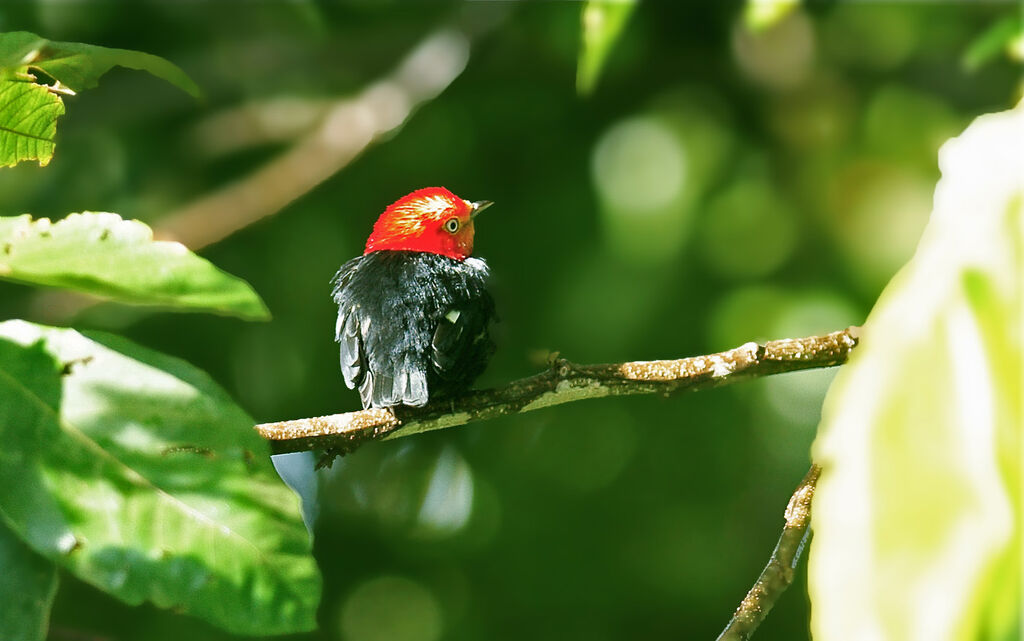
<box><xmin>829</xmin><ymin>163</ymin><xmax>934</xmax><ymax>294</ymax></box>
<box><xmin>593</xmin><ymin>115</ymin><xmax>691</xmax><ymax>263</ymax></box>
<box><xmin>413</xmin><ymin>446</ymin><xmax>474</xmax><ymax>539</ymax></box>
<box><xmin>732</xmin><ymin>10</ymin><xmax>815</xmax><ymax>90</ymax></box>
<box><xmin>593</xmin><ymin>115</ymin><xmax>685</xmax><ymax>213</ymax></box>
<box><xmin>863</xmin><ymin>86</ymin><xmax>960</xmax><ymax>163</ymax></box>
<box><xmin>706</xmin><ymin>285</ymin><xmax>790</xmax><ymax>349</ymax></box>
<box><xmin>697</xmin><ymin>178</ymin><xmax>799</xmax><ymax>279</ymax></box>
<box><xmin>339</xmin><ymin>576</ymin><xmax>442</xmax><ymax>641</ymax></box>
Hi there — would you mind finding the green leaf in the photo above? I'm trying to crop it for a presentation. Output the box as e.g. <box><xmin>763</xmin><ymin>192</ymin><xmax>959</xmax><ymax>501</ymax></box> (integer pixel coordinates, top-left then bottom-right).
<box><xmin>0</xmin><ymin>79</ymin><xmax>63</xmax><ymax>168</ymax></box>
<box><xmin>0</xmin><ymin>519</ymin><xmax>59</xmax><ymax>641</ymax></box>
<box><xmin>0</xmin><ymin>321</ymin><xmax>322</xmax><ymax>635</ymax></box>
<box><xmin>809</xmin><ymin>103</ymin><xmax>1023</xmax><ymax>639</ymax></box>
<box><xmin>0</xmin><ymin>31</ymin><xmax>200</xmax><ymax>97</ymax></box>
<box><xmin>577</xmin><ymin>0</ymin><xmax>637</xmax><ymax>95</ymax></box>
<box><xmin>962</xmin><ymin>15</ymin><xmax>1024</xmax><ymax>71</ymax></box>
<box><xmin>0</xmin><ymin>212</ymin><xmax>270</xmax><ymax>320</ymax></box>
<box><xmin>0</xmin><ymin>31</ymin><xmax>199</xmax><ymax>167</ymax></box>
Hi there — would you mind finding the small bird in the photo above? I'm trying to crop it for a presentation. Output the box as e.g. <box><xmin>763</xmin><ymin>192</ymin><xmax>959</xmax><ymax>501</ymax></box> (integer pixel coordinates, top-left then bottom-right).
<box><xmin>332</xmin><ymin>187</ymin><xmax>497</xmax><ymax>409</ymax></box>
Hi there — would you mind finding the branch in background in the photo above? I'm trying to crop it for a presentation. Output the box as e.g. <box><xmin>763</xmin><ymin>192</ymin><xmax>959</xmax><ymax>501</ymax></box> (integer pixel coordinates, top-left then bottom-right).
<box><xmin>255</xmin><ymin>327</ymin><xmax>859</xmax><ymax>465</ymax></box>
<box><xmin>155</xmin><ymin>29</ymin><xmax>470</xmax><ymax>250</ymax></box>
<box><xmin>716</xmin><ymin>464</ymin><xmax>822</xmax><ymax>641</ymax></box>
<box><xmin>186</xmin><ymin>96</ymin><xmax>335</xmax><ymax>159</ymax></box>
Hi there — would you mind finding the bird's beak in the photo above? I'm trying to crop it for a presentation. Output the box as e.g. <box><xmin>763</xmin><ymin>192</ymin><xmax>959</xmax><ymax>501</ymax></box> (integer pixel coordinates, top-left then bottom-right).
<box><xmin>470</xmin><ymin>200</ymin><xmax>493</xmax><ymax>219</ymax></box>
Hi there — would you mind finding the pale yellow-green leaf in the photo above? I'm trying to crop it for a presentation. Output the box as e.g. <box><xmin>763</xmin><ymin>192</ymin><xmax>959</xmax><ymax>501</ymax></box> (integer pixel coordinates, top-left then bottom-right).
<box><xmin>809</xmin><ymin>102</ymin><xmax>1023</xmax><ymax>640</ymax></box>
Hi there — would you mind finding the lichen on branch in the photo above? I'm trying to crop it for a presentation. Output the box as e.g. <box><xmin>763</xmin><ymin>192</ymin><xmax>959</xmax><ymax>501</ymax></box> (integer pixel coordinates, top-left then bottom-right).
<box><xmin>255</xmin><ymin>327</ymin><xmax>859</xmax><ymax>464</ymax></box>
<box><xmin>716</xmin><ymin>464</ymin><xmax>821</xmax><ymax>641</ymax></box>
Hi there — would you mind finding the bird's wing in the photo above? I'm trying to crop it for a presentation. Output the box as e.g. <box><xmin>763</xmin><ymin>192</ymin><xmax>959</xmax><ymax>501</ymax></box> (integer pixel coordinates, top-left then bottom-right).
<box><xmin>334</xmin><ymin>254</ymin><xmax>431</xmax><ymax>408</ymax></box>
<box><xmin>336</xmin><ymin>306</ymin><xmax>365</xmax><ymax>390</ymax></box>
<box><xmin>430</xmin><ymin>294</ymin><xmax>495</xmax><ymax>380</ymax></box>
<box><xmin>332</xmin><ymin>257</ymin><xmax>367</xmax><ymax>393</ymax></box>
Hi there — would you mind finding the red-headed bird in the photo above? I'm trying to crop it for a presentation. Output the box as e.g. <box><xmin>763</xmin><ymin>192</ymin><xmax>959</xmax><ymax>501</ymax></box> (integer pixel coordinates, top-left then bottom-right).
<box><xmin>332</xmin><ymin>187</ymin><xmax>496</xmax><ymax>408</ymax></box>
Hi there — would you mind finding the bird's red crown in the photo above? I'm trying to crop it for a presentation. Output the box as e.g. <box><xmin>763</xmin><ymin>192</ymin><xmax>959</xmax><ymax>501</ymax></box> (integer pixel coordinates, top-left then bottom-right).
<box><xmin>364</xmin><ymin>187</ymin><xmax>483</xmax><ymax>260</ymax></box>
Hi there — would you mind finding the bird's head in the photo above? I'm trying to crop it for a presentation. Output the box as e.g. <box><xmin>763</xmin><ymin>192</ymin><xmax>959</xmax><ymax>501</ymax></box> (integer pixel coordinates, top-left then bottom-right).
<box><xmin>364</xmin><ymin>187</ymin><xmax>492</xmax><ymax>260</ymax></box>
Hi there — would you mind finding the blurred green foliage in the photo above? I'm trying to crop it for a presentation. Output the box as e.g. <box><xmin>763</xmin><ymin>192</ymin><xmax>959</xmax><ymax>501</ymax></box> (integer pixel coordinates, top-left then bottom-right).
<box><xmin>576</xmin><ymin>0</ymin><xmax>636</xmax><ymax>95</ymax></box>
<box><xmin>0</xmin><ymin>2</ymin><xmax>1020</xmax><ymax>640</ymax></box>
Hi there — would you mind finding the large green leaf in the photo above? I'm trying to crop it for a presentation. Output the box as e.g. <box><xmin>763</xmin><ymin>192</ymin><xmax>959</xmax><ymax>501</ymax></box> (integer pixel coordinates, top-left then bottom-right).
<box><xmin>576</xmin><ymin>0</ymin><xmax>637</xmax><ymax>95</ymax></box>
<box><xmin>809</xmin><ymin>103</ymin><xmax>1022</xmax><ymax>639</ymax></box>
<box><xmin>0</xmin><ymin>30</ymin><xmax>199</xmax><ymax>167</ymax></box>
<box><xmin>0</xmin><ymin>519</ymin><xmax>59</xmax><ymax>641</ymax></box>
<box><xmin>0</xmin><ymin>212</ymin><xmax>269</xmax><ymax>320</ymax></box>
<box><xmin>0</xmin><ymin>321</ymin><xmax>321</xmax><ymax>635</ymax></box>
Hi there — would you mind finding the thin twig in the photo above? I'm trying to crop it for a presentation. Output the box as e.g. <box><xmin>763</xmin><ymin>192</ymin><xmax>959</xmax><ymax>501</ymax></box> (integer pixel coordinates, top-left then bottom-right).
<box><xmin>716</xmin><ymin>464</ymin><xmax>822</xmax><ymax>641</ymax></box>
<box><xmin>255</xmin><ymin>327</ymin><xmax>859</xmax><ymax>464</ymax></box>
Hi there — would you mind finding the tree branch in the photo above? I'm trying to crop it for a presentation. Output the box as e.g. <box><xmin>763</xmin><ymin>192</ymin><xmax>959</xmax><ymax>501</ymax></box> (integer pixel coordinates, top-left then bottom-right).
<box><xmin>154</xmin><ymin>28</ymin><xmax>471</xmax><ymax>251</ymax></box>
<box><xmin>716</xmin><ymin>464</ymin><xmax>821</xmax><ymax>641</ymax></box>
<box><xmin>255</xmin><ymin>327</ymin><xmax>859</xmax><ymax>463</ymax></box>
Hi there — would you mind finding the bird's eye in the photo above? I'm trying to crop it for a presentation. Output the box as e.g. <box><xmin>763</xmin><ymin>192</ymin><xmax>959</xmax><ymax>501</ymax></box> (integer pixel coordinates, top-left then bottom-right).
<box><xmin>444</xmin><ymin>218</ymin><xmax>460</xmax><ymax>233</ymax></box>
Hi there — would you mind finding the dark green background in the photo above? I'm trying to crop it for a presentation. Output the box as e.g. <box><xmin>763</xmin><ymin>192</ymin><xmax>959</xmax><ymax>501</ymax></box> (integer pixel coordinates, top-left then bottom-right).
<box><xmin>0</xmin><ymin>2</ymin><xmax>1018</xmax><ymax>640</ymax></box>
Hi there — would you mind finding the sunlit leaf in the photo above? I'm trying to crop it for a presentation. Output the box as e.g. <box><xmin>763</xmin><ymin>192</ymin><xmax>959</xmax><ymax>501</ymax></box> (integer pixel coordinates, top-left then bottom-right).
<box><xmin>0</xmin><ymin>30</ymin><xmax>198</xmax><ymax>167</ymax></box>
<box><xmin>810</xmin><ymin>102</ymin><xmax>1023</xmax><ymax>640</ymax></box>
<box><xmin>0</xmin><ymin>212</ymin><xmax>269</xmax><ymax>320</ymax></box>
<box><xmin>0</xmin><ymin>321</ymin><xmax>322</xmax><ymax>635</ymax></box>
<box><xmin>0</xmin><ymin>519</ymin><xmax>58</xmax><ymax>641</ymax></box>
<box><xmin>0</xmin><ymin>79</ymin><xmax>63</xmax><ymax>168</ymax></box>
<box><xmin>577</xmin><ymin>0</ymin><xmax>637</xmax><ymax>95</ymax></box>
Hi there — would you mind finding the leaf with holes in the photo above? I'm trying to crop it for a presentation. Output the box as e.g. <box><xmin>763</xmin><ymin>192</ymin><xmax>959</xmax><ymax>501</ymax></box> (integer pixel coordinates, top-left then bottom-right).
<box><xmin>0</xmin><ymin>519</ymin><xmax>58</xmax><ymax>641</ymax></box>
<box><xmin>0</xmin><ymin>321</ymin><xmax>322</xmax><ymax>635</ymax></box>
<box><xmin>0</xmin><ymin>212</ymin><xmax>269</xmax><ymax>320</ymax></box>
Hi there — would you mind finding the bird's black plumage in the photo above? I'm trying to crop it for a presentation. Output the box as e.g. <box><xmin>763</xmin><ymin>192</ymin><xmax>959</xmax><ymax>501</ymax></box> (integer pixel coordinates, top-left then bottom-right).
<box><xmin>332</xmin><ymin>250</ymin><xmax>496</xmax><ymax>408</ymax></box>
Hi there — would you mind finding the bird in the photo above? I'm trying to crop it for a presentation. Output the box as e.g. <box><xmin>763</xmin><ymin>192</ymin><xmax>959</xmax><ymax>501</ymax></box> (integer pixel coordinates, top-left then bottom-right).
<box><xmin>331</xmin><ymin>187</ymin><xmax>497</xmax><ymax>409</ymax></box>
